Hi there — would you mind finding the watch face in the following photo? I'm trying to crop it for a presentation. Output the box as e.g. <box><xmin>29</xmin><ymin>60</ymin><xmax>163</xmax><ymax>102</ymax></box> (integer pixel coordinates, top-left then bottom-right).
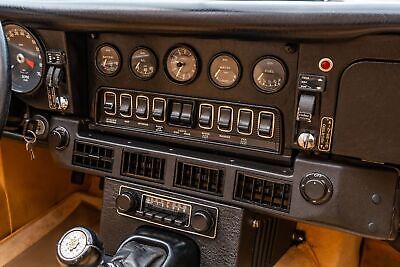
<box><xmin>58</xmin><ymin>229</ymin><xmax>88</xmax><ymax>260</ymax></box>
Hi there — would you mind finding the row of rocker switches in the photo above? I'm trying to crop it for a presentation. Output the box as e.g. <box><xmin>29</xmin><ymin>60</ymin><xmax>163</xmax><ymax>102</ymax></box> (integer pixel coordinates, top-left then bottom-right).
<box><xmin>198</xmin><ymin>104</ymin><xmax>274</xmax><ymax>137</ymax></box>
<box><xmin>103</xmin><ymin>92</ymin><xmax>166</xmax><ymax>121</ymax></box>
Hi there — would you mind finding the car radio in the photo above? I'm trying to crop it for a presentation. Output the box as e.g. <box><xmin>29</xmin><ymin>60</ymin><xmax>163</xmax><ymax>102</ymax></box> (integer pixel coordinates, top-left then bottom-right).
<box><xmin>115</xmin><ymin>184</ymin><xmax>219</xmax><ymax>239</ymax></box>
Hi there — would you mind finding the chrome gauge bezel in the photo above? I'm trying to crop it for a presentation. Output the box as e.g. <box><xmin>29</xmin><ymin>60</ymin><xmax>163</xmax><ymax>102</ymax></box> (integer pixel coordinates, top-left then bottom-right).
<box><xmin>4</xmin><ymin>23</ymin><xmax>46</xmax><ymax>94</ymax></box>
<box><xmin>252</xmin><ymin>56</ymin><xmax>288</xmax><ymax>94</ymax></box>
<box><xmin>95</xmin><ymin>43</ymin><xmax>122</xmax><ymax>76</ymax></box>
<box><xmin>164</xmin><ymin>44</ymin><xmax>199</xmax><ymax>85</ymax></box>
<box><xmin>130</xmin><ymin>46</ymin><xmax>158</xmax><ymax>80</ymax></box>
<box><xmin>208</xmin><ymin>52</ymin><xmax>241</xmax><ymax>89</ymax></box>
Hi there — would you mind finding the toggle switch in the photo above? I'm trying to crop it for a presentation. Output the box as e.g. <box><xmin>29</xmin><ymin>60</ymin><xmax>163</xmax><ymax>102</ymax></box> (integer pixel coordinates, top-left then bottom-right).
<box><xmin>136</xmin><ymin>96</ymin><xmax>149</xmax><ymax>119</ymax></box>
<box><xmin>104</xmin><ymin>92</ymin><xmax>116</xmax><ymax>115</ymax></box>
<box><xmin>198</xmin><ymin>104</ymin><xmax>213</xmax><ymax>129</ymax></box>
<box><xmin>258</xmin><ymin>112</ymin><xmax>274</xmax><ymax>138</ymax></box>
<box><xmin>296</xmin><ymin>94</ymin><xmax>316</xmax><ymax>122</ymax></box>
<box><xmin>152</xmin><ymin>98</ymin><xmax>166</xmax><ymax>122</ymax></box>
<box><xmin>120</xmin><ymin>94</ymin><xmax>132</xmax><ymax>117</ymax></box>
<box><xmin>237</xmin><ymin>109</ymin><xmax>253</xmax><ymax>134</ymax></box>
<box><xmin>217</xmin><ymin>106</ymin><xmax>233</xmax><ymax>132</ymax></box>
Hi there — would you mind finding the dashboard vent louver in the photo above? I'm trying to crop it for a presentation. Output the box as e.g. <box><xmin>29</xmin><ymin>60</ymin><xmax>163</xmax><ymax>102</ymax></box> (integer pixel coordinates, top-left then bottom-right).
<box><xmin>174</xmin><ymin>161</ymin><xmax>224</xmax><ymax>196</ymax></box>
<box><xmin>72</xmin><ymin>141</ymin><xmax>114</xmax><ymax>172</ymax></box>
<box><xmin>121</xmin><ymin>151</ymin><xmax>165</xmax><ymax>182</ymax></box>
<box><xmin>234</xmin><ymin>172</ymin><xmax>291</xmax><ymax>212</ymax></box>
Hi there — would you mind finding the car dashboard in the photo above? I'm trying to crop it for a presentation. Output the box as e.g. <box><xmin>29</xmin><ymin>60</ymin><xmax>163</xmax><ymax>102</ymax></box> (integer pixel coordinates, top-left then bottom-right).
<box><xmin>0</xmin><ymin>1</ymin><xmax>400</xmax><ymax>266</ymax></box>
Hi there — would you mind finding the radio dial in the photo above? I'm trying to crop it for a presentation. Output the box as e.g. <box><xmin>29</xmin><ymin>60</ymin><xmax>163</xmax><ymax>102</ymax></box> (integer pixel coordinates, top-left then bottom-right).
<box><xmin>116</xmin><ymin>192</ymin><xmax>138</xmax><ymax>212</ymax></box>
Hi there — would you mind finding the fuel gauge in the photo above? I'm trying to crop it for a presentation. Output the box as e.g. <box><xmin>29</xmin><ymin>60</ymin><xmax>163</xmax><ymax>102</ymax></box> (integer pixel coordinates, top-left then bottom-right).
<box><xmin>253</xmin><ymin>57</ymin><xmax>287</xmax><ymax>93</ymax></box>
<box><xmin>130</xmin><ymin>47</ymin><xmax>157</xmax><ymax>80</ymax></box>
<box><xmin>95</xmin><ymin>44</ymin><xmax>121</xmax><ymax>76</ymax></box>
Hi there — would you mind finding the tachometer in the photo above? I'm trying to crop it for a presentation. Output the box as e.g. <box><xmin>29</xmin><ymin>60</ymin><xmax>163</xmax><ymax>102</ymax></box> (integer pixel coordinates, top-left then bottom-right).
<box><xmin>5</xmin><ymin>24</ymin><xmax>45</xmax><ymax>94</ymax></box>
<box><xmin>166</xmin><ymin>45</ymin><xmax>198</xmax><ymax>84</ymax></box>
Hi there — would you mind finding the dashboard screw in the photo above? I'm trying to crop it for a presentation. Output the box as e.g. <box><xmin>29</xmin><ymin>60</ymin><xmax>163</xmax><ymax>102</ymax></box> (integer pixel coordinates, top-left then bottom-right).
<box><xmin>285</xmin><ymin>44</ymin><xmax>297</xmax><ymax>54</ymax></box>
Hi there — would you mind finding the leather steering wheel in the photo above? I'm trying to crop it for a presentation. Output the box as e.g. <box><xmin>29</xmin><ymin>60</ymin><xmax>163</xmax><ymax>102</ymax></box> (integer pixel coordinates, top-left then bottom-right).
<box><xmin>0</xmin><ymin>23</ymin><xmax>11</xmax><ymax>135</ymax></box>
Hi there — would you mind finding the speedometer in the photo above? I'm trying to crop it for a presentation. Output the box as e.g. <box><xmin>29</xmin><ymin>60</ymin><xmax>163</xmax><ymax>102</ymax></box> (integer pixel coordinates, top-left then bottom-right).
<box><xmin>4</xmin><ymin>24</ymin><xmax>44</xmax><ymax>94</ymax></box>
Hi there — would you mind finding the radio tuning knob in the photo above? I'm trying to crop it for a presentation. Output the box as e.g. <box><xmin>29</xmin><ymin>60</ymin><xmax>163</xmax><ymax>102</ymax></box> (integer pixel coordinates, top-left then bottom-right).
<box><xmin>191</xmin><ymin>210</ymin><xmax>213</xmax><ymax>233</ymax></box>
<box><xmin>297</xmin><ymin>132</ymin><xmax>315</xmax><ymax>150</ymax></box>
<box><xmin>116</xmin><ymin>192</ymin><xmax>138</xmax><ymax>212</ymax></box>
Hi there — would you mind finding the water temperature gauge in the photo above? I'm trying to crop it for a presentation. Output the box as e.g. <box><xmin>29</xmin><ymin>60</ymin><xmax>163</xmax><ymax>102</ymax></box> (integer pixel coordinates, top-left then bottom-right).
<box><xmin>253</xmin><ymin>57</ymin><xmax>287</xmax><ymax>93</ymax></box>
<box><xmin>95</xmin><ymin>44</ymin><xmax>121</xmax><ymax>76</ymax></box>
<box><xmin>130</xmin><ymin>47</ymin><xmax>157</xmax><ymax>80</ymax></box>
<box><xmin>209</xmin><ymin>53</ymin><xmax>241</xmax><ymax>89</ymax></box>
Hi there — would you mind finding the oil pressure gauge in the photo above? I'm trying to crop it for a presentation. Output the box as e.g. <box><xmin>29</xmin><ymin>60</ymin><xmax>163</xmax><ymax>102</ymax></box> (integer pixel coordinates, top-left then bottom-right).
<box><xmin>209</xmin><ymin>53</ymin><xmax>241</xmax><ymax>88</ymax></box>
<box><xmin>166</xmin><ymin>45</ymin><xmax>198</xmax><ymax>84</ymax></box>
<box><xmin>253</xmin><ymin>57</ymin><xmax>287</xmax><ymax>93</ymax></box>
<box><xmin>95</xmin><ymin>44</ymin><xmax>121</xmax><ymax>76</ymax></box>
<box><xmin>130</xmin><ymin>47</ymin><xmax>157</xmax><ymax>80</ymax></box>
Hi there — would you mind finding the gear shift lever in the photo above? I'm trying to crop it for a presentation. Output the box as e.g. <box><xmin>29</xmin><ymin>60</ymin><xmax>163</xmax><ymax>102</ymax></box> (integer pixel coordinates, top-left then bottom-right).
<box><xmin>56</xmin><ymin>227</ymin><xmax>103</xmax><ymax>267</ymax></box>
<box><xmin>57</xmin><ymin>226</ymin><xmax>200</xmax><ymax>267</ymax></box>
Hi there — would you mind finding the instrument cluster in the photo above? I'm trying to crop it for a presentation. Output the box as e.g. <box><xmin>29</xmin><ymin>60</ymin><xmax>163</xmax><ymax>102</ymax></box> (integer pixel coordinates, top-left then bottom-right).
<box><xmin>95</xmin><ymin>43</ymin><xmax>288</xmax><ymax>93</ymax></box>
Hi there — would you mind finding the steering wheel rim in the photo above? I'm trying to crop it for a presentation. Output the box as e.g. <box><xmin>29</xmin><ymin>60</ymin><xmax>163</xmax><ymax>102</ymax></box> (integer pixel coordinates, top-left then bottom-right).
<box><xmin>0</xmin><ymin>22</ymin><xmax>11</xmax><ymax>136</ymax></box>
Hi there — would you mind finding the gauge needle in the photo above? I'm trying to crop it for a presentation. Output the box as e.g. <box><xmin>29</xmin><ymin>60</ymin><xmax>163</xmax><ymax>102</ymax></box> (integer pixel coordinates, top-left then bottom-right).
<box><xmin>102</xmin><ymin>58</ymin><xmax>108</xmax><ymax>67</ymax></box>
<box><xmin>257</xmin><ymin>72</ymin><xmax>264</xmax><ymax>81</ymax></box>
<box><xmin>176</xmin><ymin>66</ymin><xmax>183</xmax><ymax>77</ymax></box>
<box><xmin>214</xmin><ymin>69</ymin><xmax>221</xmax><ymax>78</ymax></box>
<box><xmin>25</xmin><ymin>58</ymin><xmax>35</xmax><ymax>69</ymax></box>
<box><xmin>135</xmin><ymin>62</ymin><xmax>141</xmax><ymax>71</ymax></box>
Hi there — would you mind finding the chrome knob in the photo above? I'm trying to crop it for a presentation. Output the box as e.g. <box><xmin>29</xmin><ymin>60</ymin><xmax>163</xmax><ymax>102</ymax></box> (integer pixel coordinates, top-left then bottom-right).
<box><xmin>297</xmin><ymin>132</ymin><xmax>315</xmax><ymax>150</ymax></box>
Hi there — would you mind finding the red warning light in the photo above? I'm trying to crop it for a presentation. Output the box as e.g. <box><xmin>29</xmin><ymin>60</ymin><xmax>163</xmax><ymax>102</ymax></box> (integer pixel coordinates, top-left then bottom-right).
<box><xmin>318</xmin><ymin>58</ymin><xmax>333</xmax><ymax>72</ymax></box>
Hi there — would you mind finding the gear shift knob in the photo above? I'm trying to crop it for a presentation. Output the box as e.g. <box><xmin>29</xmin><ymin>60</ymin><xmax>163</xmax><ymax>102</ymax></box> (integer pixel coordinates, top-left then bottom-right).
<box><xmin>56</xmin><ymin>227</ymin><xmax>103</xmax><ymax>267</ymax></box>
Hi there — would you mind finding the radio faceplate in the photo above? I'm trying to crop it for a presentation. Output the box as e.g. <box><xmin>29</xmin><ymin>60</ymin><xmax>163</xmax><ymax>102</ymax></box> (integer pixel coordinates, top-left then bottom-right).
<box><xmin>96</xmin><ymin>87</ymin><xmax>282</xmax><ymax>154</ymax></box>
<box><xmin>116</xmin><ymin>185</ymin><xmax>219</xmax><ymax>239</ymax></box>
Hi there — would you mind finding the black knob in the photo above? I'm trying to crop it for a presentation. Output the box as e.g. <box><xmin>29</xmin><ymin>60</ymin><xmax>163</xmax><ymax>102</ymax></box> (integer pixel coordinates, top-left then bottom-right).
<box><xmin>300</xmin><ymin>173</ymin><xmax>333</xmax><ymax>205</ymax></box>
<box><xmin>116</xmin><ymin>192</ymin><xmax>138</xmax><ymax>212</ymax></box>
<box><xmin>49</xmin><ymin>126</ymin><xmax>69</xmax><ymax>150</ymax></box>
<box><xmin>191</xmin><ymin>210</ymin><xmax>213</xmax><ymax>233</ymax></box>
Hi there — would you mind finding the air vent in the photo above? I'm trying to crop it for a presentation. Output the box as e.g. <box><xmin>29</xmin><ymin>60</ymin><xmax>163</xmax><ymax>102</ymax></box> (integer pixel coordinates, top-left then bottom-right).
<box><xmin>72</xmin><ymin>141</ymin><xmax>114</xmax><ymax>172</ymax></box>
<box><xmin>174</xmin><ymin>161</ymin><xmax>224</xmax><ymax>196</ymax></box>
<box><xmin>121</xmin><ymin>151</ymin><xmax>165</xmax><ymax>182</ymax></box>
<box><xmin>234</xmin><ymin>172</ymin><xmax>291</xmax><ymax>212</ymax></box>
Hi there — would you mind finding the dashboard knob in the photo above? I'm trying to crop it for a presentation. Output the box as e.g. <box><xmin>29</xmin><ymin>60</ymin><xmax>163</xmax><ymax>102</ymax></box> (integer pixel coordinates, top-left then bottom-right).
<box><xmin>300</xmin><ymin>173</ymin><xmax>333</xmax><ymax>205</ymax></box>
<box><xmin>297</xmin><ymin>132</ymin><xmax>315</xmax><ymax>150</ymax></box>
<box><xmin>116</xmin><ymin>192</ymin><xmax>138</xmax><ymax>212</ymax></box>
<box><xmin>49</xmin><ymin>126</ymin><xmax>70</xmax><ymax>150</ymax></box>
<box><xmin>191</xmin><ymin>210</ymin><xmax>213</xmax><ymax>233</ymax></box>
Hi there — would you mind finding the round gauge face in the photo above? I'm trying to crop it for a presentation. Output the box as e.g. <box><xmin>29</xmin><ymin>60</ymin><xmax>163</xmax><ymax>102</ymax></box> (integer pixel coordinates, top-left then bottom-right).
<box><xmin>4</xmin><ymin>24</ymin><xmax>44</xmax><ymax>94</ymax></box>
<box><xmin>58</xmin><ymin>230</ymin><xmax>88</xmax><ymax>260</ymax></box>
<box><xmin>166</xmin><ymin>46</ymin><xmax>198</xmax><ymax>83</ymax></box>
<box><xmin>95</xmin><ymin>45</ymin><xmax>121</xmax><ymax>76</ymax></box>
<box><xmin>253</xmin><ymin>57</ymin><xmax>287</xmax><ymax>93</ymax></box>
<box><xmin>130</xmin><ymin>47</ymin><xmax>157</xmax><ymax>80</ymax></box>
<box><xmin>209</xmin><ymin>53</ymin><xmax>241</xmax><ymax>88</ymax></box>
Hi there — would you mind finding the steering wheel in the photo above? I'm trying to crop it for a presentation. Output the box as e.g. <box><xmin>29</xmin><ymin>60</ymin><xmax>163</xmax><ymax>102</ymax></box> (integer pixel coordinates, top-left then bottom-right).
<box><xmin>0</xmin><ymin>23</ymin><xmax>11</xmax><ymax>136</ymax></box>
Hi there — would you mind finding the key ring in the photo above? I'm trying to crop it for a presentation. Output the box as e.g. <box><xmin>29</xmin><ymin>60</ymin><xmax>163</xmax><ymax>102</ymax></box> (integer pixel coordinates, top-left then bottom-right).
<box><xmin>23</xmin><ymin>129</ymin><xmax>37</xmax><ymax>144</ymax></box>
